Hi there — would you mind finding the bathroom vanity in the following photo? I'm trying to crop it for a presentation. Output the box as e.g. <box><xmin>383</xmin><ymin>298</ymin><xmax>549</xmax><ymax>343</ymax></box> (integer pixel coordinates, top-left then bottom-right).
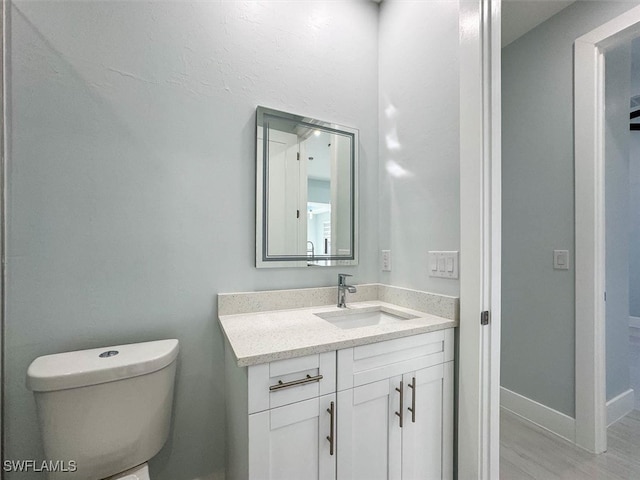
<box><xmin>219</xmin><ymin>284</ymin><xmax>457</xmax><ymax>480</ymax></box>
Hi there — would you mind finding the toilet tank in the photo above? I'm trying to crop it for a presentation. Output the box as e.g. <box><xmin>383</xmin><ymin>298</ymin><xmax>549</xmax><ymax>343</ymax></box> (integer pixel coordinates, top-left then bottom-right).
<box><xmin>27</xmin><ymin>339</ymin><xmax>179</xmax><ymax>480</ymax></box>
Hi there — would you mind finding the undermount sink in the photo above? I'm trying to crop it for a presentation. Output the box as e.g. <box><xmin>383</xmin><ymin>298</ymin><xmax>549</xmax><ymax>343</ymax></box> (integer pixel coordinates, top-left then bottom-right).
<box><xmin>315</xmin><ymin>306</ymin><xmax>418</xmax><ymax>330</ymax></box>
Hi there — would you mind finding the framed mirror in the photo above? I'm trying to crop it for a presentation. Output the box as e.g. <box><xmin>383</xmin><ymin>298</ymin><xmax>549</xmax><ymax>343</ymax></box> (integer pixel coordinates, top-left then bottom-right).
<box><xmin>256</xmin><ymin>106</ymin><xmax>358</xmax><ymax>268</ymax></box>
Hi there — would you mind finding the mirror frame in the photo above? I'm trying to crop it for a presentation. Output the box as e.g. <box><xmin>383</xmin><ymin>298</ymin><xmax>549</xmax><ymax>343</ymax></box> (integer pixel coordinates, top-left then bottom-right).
<box><xmin>255</xmin><ymin>106</ymin><xmax>359</xmax><ymax>268</ymax></box>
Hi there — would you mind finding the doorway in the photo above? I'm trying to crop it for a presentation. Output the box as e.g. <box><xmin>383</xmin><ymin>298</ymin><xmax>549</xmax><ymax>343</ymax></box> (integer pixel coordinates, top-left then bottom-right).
<box><xmin>574</xmin><ymin>4</ymin><xmax>640</xmax><ymax>453</ymax></box>
<box><xmin>500</xmin><ymin>0</ymin><xmax>640</xmax><ymax>463</ymax></box>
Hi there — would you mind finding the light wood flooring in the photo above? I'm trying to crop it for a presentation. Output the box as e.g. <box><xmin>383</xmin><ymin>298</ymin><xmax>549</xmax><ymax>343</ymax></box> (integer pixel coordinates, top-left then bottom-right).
<box><xmin>500</xmin><ymin>409</ymin><xmax>640</xmax><ymax>479</ymax></box>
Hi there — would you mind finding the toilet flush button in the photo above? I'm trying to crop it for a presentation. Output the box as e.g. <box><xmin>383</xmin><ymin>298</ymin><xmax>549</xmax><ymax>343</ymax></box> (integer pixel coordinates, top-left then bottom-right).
<box><xmin>99</xmin><ymin>350</ymin><xmax>119</xmax><ymax>358</ymax></box>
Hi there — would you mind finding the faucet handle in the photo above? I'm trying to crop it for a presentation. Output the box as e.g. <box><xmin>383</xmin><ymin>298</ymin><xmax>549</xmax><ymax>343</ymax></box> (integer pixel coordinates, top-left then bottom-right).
<box><xmin>338</xmin><ymin>273</ymin><xmax>353</xmax><ymax>285</ymax></box>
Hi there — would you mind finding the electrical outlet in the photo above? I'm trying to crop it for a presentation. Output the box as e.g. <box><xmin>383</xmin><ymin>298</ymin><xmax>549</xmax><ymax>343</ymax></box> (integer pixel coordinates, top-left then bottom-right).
<box><xmin>382</xmin><ymin>250</ymin><xmax>391</xmax><ymax>271</ymax></box>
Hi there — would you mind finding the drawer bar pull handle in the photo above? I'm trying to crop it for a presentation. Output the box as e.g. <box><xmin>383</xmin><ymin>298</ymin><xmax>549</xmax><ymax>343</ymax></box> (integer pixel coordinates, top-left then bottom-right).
<box><xmin>269</xmin><ymin>374</ymin><xmax>323</xmax><ymax>391</ymax></box>
<box><xmin>395</xmin><ymin>381</ymin><xmax>404</xmax><ymax>428</ymax></box>
<box><xmin>408</xmin><ymin>376</ymin><xmax>416</xmax><ymax>423</ymax></box>
<box><xmin>326</xmin><ymin>401</ymin><xmax>335</xmax><ymax>456</ymax></box>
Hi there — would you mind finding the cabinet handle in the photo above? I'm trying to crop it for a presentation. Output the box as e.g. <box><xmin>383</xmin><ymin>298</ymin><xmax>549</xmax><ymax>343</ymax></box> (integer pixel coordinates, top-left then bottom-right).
<box><xmin>326</xmin><ymin>401</ymin><xmax>335</xmax><ymax>456</ymax></box>
<box><xmin>408</xmin><ymin>376</ymin><xmax>416</xmax><ymax>423</ymax></box>
<box><xmin>269</xmin><ymin>374</ymin><xmax>323</xmax><ymax>391</ymax></box>
<box><xmin>395</xmin><ymin>381</ymin><xmax>404</xmax><ymax>428</ymax></box>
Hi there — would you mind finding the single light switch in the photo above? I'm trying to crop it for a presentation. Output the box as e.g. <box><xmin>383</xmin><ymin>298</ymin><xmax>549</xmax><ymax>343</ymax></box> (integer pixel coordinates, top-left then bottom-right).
<box><xmin>437</xmin><ymin>257</ymin><xmax>446</xmax><ymax>272</ymax></box>
<box><xmin>554</xmin><ymin>250</ymin><xmax>569</xmax><ymax>270</ymax></box>
<box><xmin>446</xmin><ymin>257</ymin><xmax>454</xmax><ymax>272</ymax></box>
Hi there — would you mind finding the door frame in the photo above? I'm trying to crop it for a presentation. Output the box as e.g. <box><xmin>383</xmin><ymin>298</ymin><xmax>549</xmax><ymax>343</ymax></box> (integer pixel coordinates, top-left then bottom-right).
<box><xmin>574</xmin><ymin>5</ymin><xmax>640</xmax><ymax>454</ymax></box>
<box><xmin>1</xmin><ymin>0</ymin><xmax>6</xmax><ymax>463</ymax></box>
<box><xmin>458</xmin><ymin>0</ymin><xmax>501</xmax><ymax>477</ymax></box>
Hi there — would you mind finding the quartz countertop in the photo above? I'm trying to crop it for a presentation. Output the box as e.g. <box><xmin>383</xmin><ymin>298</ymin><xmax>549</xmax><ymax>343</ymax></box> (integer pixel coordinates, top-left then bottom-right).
<box><xmin>219</xmin><ymin>301</ymin><xmax>457</xmax><ymax>367</ymax></box>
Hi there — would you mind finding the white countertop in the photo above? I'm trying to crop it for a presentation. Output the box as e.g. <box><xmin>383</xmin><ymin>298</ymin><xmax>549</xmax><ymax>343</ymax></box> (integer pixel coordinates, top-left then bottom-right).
<box><xmin>219</xmin><ymin>301</ymin><xmax>457</xmax><ymax>367</ymax></box>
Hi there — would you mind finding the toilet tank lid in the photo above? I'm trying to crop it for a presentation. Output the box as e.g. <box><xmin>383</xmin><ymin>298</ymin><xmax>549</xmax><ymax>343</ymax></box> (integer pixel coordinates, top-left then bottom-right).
<box><xmin>26</xmin><ymin>339</ymin><xmax>179</xmax><ymax>392</ymax></box>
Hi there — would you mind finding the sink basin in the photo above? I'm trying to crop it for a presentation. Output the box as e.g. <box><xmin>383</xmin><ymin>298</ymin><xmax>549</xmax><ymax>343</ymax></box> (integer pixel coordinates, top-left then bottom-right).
<box><xmin>315</xmin><ymin>306</ymin><xmax>418</xmax><ymax>329</ymax></box>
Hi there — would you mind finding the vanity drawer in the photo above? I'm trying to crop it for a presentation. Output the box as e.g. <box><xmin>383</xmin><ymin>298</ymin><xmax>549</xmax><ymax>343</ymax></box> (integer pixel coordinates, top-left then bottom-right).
<box><xmin>248</xmin><ymin>351</ymin><xmax>336</xmax><ymax>414</ymax></box>
<box><xmin>336</xmin><ymin>328</ymin><xmax>454</xmax><ymax>391</ymax></box>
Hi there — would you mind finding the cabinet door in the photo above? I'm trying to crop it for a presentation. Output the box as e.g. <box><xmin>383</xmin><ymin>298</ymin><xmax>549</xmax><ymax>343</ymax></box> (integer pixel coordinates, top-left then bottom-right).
<box><xmin>337</xmin><ymin>376</ymin><xmax>402</xmax><ymax>480</ymax></box>
<box><xmin>401</xmin><ymin>362</ymin><xmax>453</xmax><ymax>480</ymax></box>
<box><xmin>249</xmin><ymin>393</ymin><xmax>336</xmax><ymax>480</ymax></box>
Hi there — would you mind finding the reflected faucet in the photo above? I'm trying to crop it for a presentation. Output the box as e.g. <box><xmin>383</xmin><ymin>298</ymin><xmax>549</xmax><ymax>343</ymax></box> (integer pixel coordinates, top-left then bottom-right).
<box><xmin>307</xmin><ymin>241</ymin><xmax>315</xmax><ymax>263</ymax></box>
<box><xmin>337</xmin><ymin>273</ymin><xmax>357</xmax><ymax>308</ymax></box>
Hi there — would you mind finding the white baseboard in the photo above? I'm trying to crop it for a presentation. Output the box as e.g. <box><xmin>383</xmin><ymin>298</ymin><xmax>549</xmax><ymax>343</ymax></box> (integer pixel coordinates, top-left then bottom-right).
<box><xmin>501</xmin><ymin>387</ymin><xmax>576</xmax><ymax>443</ymax></box>
<box><xmin>607</xmin><ymin>388</ymin><xmax>634</xmax><ymax>426</ymax></box>
<box><xmin>630</xmin><ymin>316</ymin><xmax>640</xmax><ymax>329</ymax></box>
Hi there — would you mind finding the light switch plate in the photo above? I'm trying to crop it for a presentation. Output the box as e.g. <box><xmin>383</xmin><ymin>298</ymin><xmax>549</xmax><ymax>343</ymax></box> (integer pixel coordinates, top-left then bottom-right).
<box><xmin>553</xmin><ymin>250</ymin><xmax>569</xmax><ymax>270</ymax></box>
<box><xmin>428</xmin><ymin>251</ymin><xmax>459</xmax><ymax>279</ymax></box>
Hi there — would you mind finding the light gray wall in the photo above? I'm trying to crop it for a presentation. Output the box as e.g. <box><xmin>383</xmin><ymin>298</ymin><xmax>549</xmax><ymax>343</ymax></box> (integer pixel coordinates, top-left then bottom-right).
<box><xmin>631</xmin><ymin>134</ymin><xmax>640</xmax><ymax>318</ymax></box>
<box><xmin>630</xmin><ymin>38</ymin><xmax>640</xmax><ymax>319</ymax></box>
<box><xmin>502</xmin><ymin>1</ymin><xmax>639</xmax><ymax>417</ymax></box>
<box><xmin>378</xmin><ymin>0</ymin><xmax>460</xmax><ymax>297</ymax></box>
<box><xmin>605</xmin><ymin>41</ymin><xmax>631</xmax><ymax>400</ymax></box>
<box><xmin>308</xmin><ymin>179</ymin><xmax>331</xmax><ymax>204</ymax></box>
<box><xmin>5</xmin><ymin>2</ymin><xmax>379</xmax><ymax>479</ymax></box>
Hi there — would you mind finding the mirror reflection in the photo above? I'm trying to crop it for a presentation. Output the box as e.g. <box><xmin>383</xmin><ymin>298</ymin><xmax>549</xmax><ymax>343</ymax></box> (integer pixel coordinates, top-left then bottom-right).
<box><xmin>256</xmin><ymin>106</ymin><xmax>358</xmax><ymax>267</ymax></box>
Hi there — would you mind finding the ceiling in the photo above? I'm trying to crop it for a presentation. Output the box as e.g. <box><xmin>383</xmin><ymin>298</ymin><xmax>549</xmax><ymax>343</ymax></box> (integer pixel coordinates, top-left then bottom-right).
<box><xmin>502</xmin><ymin>1</ymin><xmax>575</xmax><ymax>47</ymax></box>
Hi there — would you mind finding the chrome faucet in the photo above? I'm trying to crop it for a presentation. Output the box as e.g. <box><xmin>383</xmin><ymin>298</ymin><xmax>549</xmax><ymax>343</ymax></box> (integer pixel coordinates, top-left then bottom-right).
<box><xmin>337</xmin><ymin>273</ymin><xmax>357</xmax><ymax>308</ymax></box>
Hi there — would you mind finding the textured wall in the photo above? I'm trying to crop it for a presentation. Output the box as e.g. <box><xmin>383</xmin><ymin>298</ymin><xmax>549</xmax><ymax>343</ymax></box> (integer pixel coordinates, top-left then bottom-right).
<box><xmin>5</xmin><ymin>2</ymin><xmax>378</xmax><ymax>478</ymax></box>
<box><xmin>378</xmin><ymin>0</ymin><xmax>460</xmax><ymax>297</ymax></box>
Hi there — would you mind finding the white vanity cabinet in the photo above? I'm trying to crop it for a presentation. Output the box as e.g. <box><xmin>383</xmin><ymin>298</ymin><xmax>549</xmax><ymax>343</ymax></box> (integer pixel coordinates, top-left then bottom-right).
<box><xmin>225</xmin><ymin>348</ymin><xmax>337</xmax><ymax>480</ymax></box>
<box><xmin>224</xmin><ymin>328</ymin><xmax>454</xmax><ymax>480</ymax></box>
<box><xmin>336</xmin><ymin>329</ymin><xmax>454</xmax><ymax>480</ymax></box>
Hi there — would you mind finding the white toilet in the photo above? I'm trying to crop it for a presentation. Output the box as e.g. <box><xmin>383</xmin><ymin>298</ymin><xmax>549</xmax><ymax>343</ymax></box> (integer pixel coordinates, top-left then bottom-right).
<box><xmin>27</xmin><ymin>339</ymin><xmax>179</xmax><ymax>480</ymax></box>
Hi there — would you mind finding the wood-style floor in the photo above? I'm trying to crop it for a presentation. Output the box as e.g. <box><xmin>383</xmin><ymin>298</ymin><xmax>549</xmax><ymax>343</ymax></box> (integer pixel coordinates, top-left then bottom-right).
<box><xmin>500</xmin><ymin>409</ymin><xmax>640</xmax><ymax>479</ymax></box>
